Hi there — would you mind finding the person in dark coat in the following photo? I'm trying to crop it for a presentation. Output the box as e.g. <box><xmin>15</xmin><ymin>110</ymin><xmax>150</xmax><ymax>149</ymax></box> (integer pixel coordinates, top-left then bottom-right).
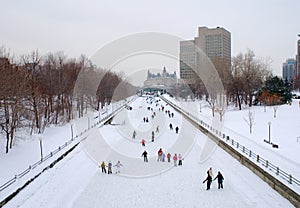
<box><xmin>175</xmin><ymin>126</ymin><xmax>179</xmax><ymax>134</ymax></box>
<box><xmin>151</xmin><ymin>131</ymin><xmax>155</xmax><ymax>142</ymax></box>
<box><xmin>214</xmin><ymin>171</ymin><xmax>224</xmax><ymax>189</ymax></box>
<box><xmin>141</xmin><ymin>150</ymin><xmax>148</xmax><ymax>162</ymax></box>
<box><xmin>132</xmin><ymin>130</ymin><xmax>137</xmax><ymax>139</ymax></box>
<box><xmin>167</xmin><ymin>153</ymin><xmax>171</xmax><ymax>162</ymax></box>
<box><xmin>107</xmin><ymin>161</ymin><xmax>112</xmax><ymax>174</ymax></box>
<box><xmin>203</xmin><ymin>171</ymin><xmax>212</xmax><ymax>190</ymax></box>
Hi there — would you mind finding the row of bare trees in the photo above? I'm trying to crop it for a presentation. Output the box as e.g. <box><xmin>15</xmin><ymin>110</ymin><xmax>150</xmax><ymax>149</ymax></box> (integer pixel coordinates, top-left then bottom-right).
<box><xmin>186</xmin><ymin>49</ymin><xmax>271</xmax><ymax>111</ymax></box>
<box><xmin>228</xmin><ymin>49</ymin><xmax>271</xmax><ymax>109</ymax></box>
<box><xmin>0</xmin><ymin>48</ymin><xmax>136</xmax><ymax>153</ymax></box>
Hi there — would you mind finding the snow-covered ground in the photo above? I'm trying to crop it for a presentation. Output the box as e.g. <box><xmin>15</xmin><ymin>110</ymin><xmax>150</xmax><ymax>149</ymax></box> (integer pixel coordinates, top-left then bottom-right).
<box><xmin>167</xmin><ymin>96</ymin><xmax>300</xmax><ymax>188</ymax></box>
<box><xmin>1</xmin><ymin>96</ymin><xmax>296</xmax><ymax>207</ymax></box>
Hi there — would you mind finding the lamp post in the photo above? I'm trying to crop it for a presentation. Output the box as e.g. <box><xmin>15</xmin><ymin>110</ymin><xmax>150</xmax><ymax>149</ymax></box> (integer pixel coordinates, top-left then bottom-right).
<box><xmin>268</xmin><ymin>122</ymin><xmax>271</xmax><ymax>143</ymax></box>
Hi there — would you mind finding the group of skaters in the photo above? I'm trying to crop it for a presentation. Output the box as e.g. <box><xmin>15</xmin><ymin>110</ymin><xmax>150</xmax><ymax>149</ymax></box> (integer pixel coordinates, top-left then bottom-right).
<box><xmin>141</xmin><ymin>148</ymin><xmax>183</xmax><ymax>167</ymax></box>
<box><xmin>99</xmin><ymin>160</ymin><xmax>124</xmax><ymax>174</ymax></box>
<box><xmin>139</xmin><ymin>127</ymin><xmax>159</xmax><ymax>145</ymax></box>
<box><xmin>169</xmin><ymin>123</ymin><xmax>179</xmax><ymax>133</ymax></box>
<box><xmin>203</xmin><ymin>167</ymin><xmax>224</xmax><ymax>190</ymax></box>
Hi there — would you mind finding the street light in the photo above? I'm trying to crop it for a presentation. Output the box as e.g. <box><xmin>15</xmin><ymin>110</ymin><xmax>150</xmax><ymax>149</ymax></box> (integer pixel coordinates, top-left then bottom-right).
<box><xmin>268</xmin><ymin>122</ymin><xmax>271</xmax><ymax>144</ymax></box>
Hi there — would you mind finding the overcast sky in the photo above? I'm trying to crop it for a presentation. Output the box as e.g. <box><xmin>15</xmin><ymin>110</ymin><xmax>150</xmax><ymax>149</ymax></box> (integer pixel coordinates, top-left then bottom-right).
<box><xmin>1</xmin><ymin>0</ymin><xmax>299</xmax><ymax>81</ymax></box>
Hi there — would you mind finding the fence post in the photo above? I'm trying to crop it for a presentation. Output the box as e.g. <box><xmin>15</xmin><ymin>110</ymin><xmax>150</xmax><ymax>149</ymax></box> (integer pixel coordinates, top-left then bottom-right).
<box><xmin>39</xmin><ymin>138</ymin><xmax>43</xmax><ymax>162</ymax></box>
<box><xmin>231</xmin><ymin>139</ymin><xmax>234</xmax><ymax>145</ymax></box>
<box><xmin>266</xmin><ymin>160</ymin><xmax>268</xmax><ymax>168</ymax></box>
<box><xmin>289</xmin><ymin>175</ymin><xmax>292</xmax><ymax>184</ymax></box>
<box><xmin>242</xmin><ymin>146</ymin><xmax>245</xmax><ymax>153</ymax></box>
<box><xmin>257</xmin><ymin>155</ymin><xmax>259</xmax><ymax>162</ymax></box>
<box><xmin>237</xmin><ymin>142</ymin><xmax>239</xmax><ymax>149</ymax></box>
<box><xmin>249</xmin><ymin>150</ymin><xmax>252</xmax><ymax>157</ymax></box>
<box><xmin>276</xmin><ymin>167</ymin><xmax>279</xmax><ymax>175</ymax></box>
<box><xmin>71</xmin><ymin>124</ymin><xmax>74</xmax><ymax>140</ymax></box>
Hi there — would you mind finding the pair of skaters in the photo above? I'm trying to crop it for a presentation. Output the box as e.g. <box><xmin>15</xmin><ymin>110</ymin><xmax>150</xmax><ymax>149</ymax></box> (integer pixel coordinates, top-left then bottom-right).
<box><xmin>203</xmin><ymin>167</ymin><xmax>224</xmax><ymax>190</ymax></box>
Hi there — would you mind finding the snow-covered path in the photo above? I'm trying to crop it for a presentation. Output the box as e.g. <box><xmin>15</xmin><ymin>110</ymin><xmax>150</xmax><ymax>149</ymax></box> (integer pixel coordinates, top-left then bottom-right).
<box><xmin>3</xmin><ymin>96</ymin><xmax>294</xmax><ymax>208</ymax></box>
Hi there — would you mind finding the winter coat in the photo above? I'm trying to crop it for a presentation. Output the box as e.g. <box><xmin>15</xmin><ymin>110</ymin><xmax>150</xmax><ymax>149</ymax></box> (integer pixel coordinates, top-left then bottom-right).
<box><xmin>142</xmin><ymin>151</ymin><xmax>148</xmax><ymax>157</ymax></box>
<box><xmin>100</xmin><ymin>162</ymin><xmax>106</xmax><ymax>168</ymax></box>
<box><xmin>214</xmin><ymin>172</ymin><xmax>224</xmax><ymax>183</ymax></box>
<box><xmin>203</xmin><ymin>175</ymin><xmax>212</xmax><ymax>183</ymax></box>
<box><xmin>208</xmin><ymin>168</ymin><xmax>213</xmax><ymax>177</ymax></box>
<box><xmin>114</xmin><ymin>162</ymin><xmax>123</xmax><ymax>168</ymax></box>
<box><xmin>173</xmin><ymin>155</ymin><xmax>178</xmax><ymax>161</ymax></box>
<box><xmin>178</xmin><ymin>154</ymin><xmax>183</xmax><ymax>161</ymax></box>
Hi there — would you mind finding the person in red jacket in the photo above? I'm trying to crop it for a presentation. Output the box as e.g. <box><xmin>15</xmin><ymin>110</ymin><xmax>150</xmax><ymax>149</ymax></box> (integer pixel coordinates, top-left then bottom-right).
<box><xmin>173</xmin><ymin>153</ymin><xmax>178</xmax><ymax>166</ymax></box>
<box><xmin>141</xmin><ymin>139</ymin><xmax>146</xmax><ymax>146</ymax></box>
<box><xmin>157</xmin><ymin>148</ymin><xmax>163</xmax><ymax>161</ymax></box>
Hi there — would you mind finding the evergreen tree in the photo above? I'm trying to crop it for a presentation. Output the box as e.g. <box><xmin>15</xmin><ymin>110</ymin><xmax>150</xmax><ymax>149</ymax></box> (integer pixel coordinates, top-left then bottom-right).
<box><xmin>257</xmin><ymin>75</ymin><xmax>292</xmax><ymax>105</ymax></box>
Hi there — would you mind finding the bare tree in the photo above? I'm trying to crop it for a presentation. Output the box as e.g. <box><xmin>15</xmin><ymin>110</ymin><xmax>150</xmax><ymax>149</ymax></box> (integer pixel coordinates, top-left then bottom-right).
<box><xmin>0</xmin><ymin>48</ymin><xmax>136</xmax><ymax>153</ymax></box>
<box><xmin>22</xmin><ymin>50</ymin><xmax>43</xmax><ymax>133</ymax></box>
<box><xmin>0</xmin><ymin>55</ymin><xmax>26</xmax><ymax>153</ymax></box>
<box><xmin>244</xmin><ymin>108</ymin><xmax>255</xmax><ymax>133</ymax></box>
<box><xmin>215</xmin><ymin>94</ymin><xmax>226</xmax><ymax>122</ymax></box>
<box><xmin>228</xmin><ymin>49</ymin><xmax>270</xmax><ymax>109</ymax></box>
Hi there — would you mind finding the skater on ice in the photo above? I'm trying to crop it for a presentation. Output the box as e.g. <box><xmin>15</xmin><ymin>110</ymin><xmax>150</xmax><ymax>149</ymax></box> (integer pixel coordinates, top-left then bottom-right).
<box><xmin>151</xmin><ymin>131</ymin><xmax>155</xmax><ymax>142</ymax></box>
<box><xmin>107</xmin><ymin>161</ymin><xmax>113</xmax><ymax>174</ymax></box>
<box><xmin>141</xmin><ymin>150</ymin><xmax>148</xmax><ymax>162</ymax></box>
<box><xmin>114</xmin><ymin>161</ymin><xmax>123</xmax><ymax>174</ymax></box>
<box><xmin>156</xmin><ymin>125</ymin><xmax>159</xmax><ymax>133</ymax></box>
<box><xmin>162</xmin><ymin>152</ymin><xmax>166</xmax><ymax>162</ymax></box>
<box><xmin>173</xmin><ymin>153</ymin><xmax>178</xmax><ymax>166</ymax></box>
<box><xmin>175</xmin><ymin>126</ymin><xmax>179</xmax><ymax>134</ymax></box>
<box><xmin>214</xmin><ymin>171</ymin><xmax>224</xmax><ymax>189</ymax></box>
<box><xmin>167</xmin><ymin>153</ymin><xmax>171</xmax><ymax>163</ymax></box>
<box><xmin>141</xmin><ymin>139</ymin><xmax>146</xmax><ymax>146</ymax></box>
<box><xmin>208</xmin><ymin>167</ymin><xmax>213</xmax><ymax>177</ymax></box>
<box><xmin>203</xmin><ymin>171</ymin><xmax>212</xmax><ymax>190</ymax></box>
<box><xmin>100</xmin><ymin>161</ymin><xmax>107</xmax><ymax>173</ymax></box>
<box><xmin>132</xmin><ymin>130</ymin><xmax>137</xmax><ymax>139</ymax></box>
<box><xmin>178</xmin><ymin>154</ymin><xmax>183</xmax><ymax>166</ymax></box>
<box><xmin>157</xmin><ymin>148</ymin><xmax>163</xmax><ymax>161</ymax></box>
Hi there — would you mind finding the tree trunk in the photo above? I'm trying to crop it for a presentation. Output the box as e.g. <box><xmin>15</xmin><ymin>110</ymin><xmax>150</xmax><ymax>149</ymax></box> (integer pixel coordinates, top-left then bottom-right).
<box><xmin>33</xmin><ymin>95</ymin><xmax>40</xmax><ymax>133</ymax></box>
<box><xmin>5</xmin><ymin>132</ymin><xmax>10</xmax><ymax>153</ymax></box>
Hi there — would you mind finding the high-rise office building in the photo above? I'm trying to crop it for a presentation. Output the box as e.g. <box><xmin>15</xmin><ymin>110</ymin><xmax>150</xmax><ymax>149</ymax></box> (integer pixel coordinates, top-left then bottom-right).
<box><xmin>282</xmin><ymin>58</ymin><xmax>296</xmax><ymax>83</ymax></box>
<box><xmin>180</xmin><ymin>26</ymin><xmax>231</xmax><ymax>82</ymax></box>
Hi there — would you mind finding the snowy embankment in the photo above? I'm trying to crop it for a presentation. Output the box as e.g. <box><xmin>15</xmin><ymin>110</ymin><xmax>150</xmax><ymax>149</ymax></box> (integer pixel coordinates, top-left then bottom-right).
<box><xmin>164</xmin><ymin>95</ymin><xmax>300</xmax><ymax>193</ymax></box>
<box><xmin>2</xmin><ymin>96</ymin><xmax>294</xmax><ymax>208</ymax></box>
<box><xmin>0</xmin><ymin>99</ymin><xmax>128</xmax><ymax>201</ymax></box>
